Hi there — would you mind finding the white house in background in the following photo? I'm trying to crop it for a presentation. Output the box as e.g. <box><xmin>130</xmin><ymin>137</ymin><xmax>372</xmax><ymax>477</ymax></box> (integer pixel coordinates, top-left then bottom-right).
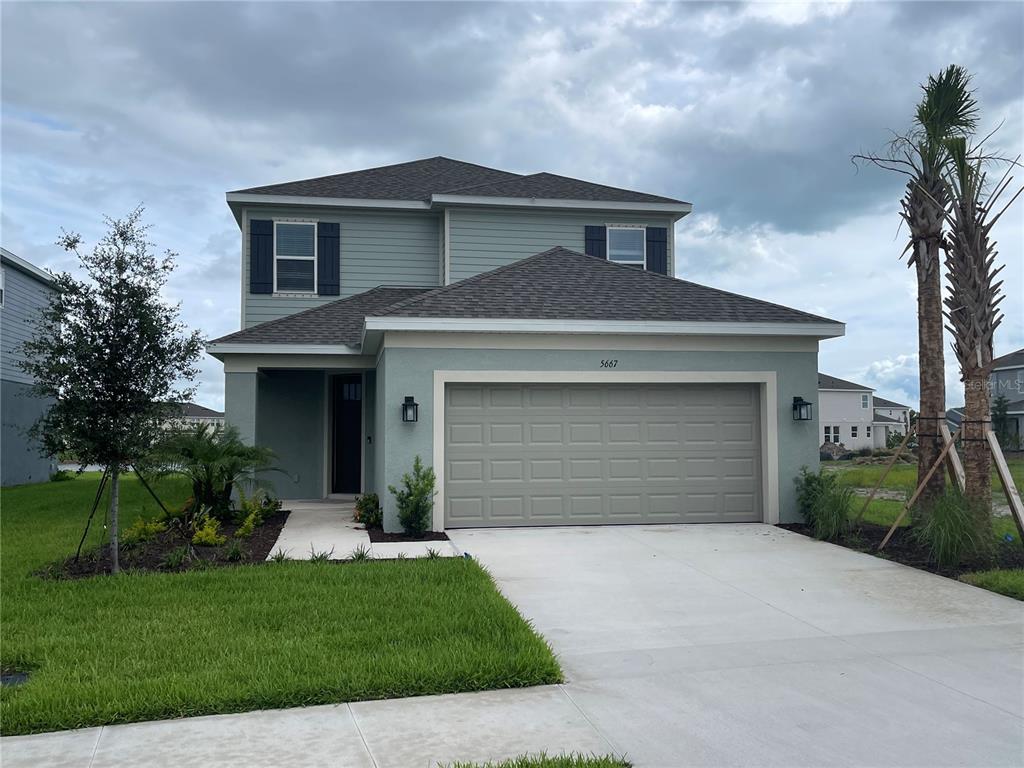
<box><xmin>164</xmin><ymin>402</ymin><xmax>225</xmax><ymax>431</ymax></box>
<box><xmin>818</xmin><ymin>373</ymin><xmax>910</xmax><ymax>451</ymax></box>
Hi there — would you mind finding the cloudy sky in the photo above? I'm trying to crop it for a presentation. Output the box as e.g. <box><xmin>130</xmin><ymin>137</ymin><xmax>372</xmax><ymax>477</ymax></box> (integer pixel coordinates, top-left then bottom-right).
<box><xmin>2</xmin><ymin>1</ymin><xmax>1022</xmax><ymax>411</ymax></box>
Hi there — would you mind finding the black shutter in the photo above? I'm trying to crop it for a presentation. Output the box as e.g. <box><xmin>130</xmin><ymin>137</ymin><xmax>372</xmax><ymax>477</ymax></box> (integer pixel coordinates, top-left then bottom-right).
<box><xmin>646</xmin><ymin>227</ymin><xmax>668</xmax><ymax>275</ymax></box>
<box><xmin>317</xmin><ymin>222</ymin><xmax>340</xmax><ymax>296</ymax></box>
<box><xmin>584</xmin><ymin>225</ymin><xmax>607</xmax><ymax>259</ymax></box>
<box><xmin>249</xmin><ymin>219</ymin><xmax>273</xmax><ymax>294</ymax></box>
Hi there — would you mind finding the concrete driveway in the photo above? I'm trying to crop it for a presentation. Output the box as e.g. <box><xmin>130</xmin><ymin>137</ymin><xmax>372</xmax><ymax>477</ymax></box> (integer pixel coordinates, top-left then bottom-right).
<box><xmin>450</xmin><ymin>524</ymin><xmax>1024</xmax><ymax>767</ymax></box>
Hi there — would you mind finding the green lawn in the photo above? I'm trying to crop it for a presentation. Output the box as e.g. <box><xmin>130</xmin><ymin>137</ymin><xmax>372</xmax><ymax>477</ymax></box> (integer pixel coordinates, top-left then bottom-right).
<box><xmin>448</xmin><ymin>755</ymin><xmax>631</xmax><ymax>768</ymax></box>
<box><xmin>959</xmin><ymin>569</ymin><xmax>1024</xmax><ymax>600</ymax></box>
<box><xmin>824</xmin><ymin>458</ymin><xmax>1023</xmax><ymax>494</ymax></box>
<box><xmin>0</xmin><ymin>474</ymin><xmax>561</xmax><ymax>735</ymax></box>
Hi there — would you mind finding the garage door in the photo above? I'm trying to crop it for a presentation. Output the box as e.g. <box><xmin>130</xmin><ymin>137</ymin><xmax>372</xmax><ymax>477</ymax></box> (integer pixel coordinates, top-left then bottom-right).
<box><xmin>444</xmin><ymin>383</ymin><xmax>762</xmax><ymax>528</ymax></box>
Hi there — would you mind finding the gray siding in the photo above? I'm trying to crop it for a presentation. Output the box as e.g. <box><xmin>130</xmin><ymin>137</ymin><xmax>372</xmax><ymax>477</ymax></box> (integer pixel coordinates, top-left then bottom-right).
<box><xmin>256</xmin><ymin>370</ymin><xmax>326</xmax><ymax>499</ymax></box>
<box><xmin>446</xmin><ymin>208</ymin><xmax>675</xmax><ymax>283</ymax></box>
<box><xmin>2</xmin><ymin>380</ymin><xmax>55</xmax><ymax>486</ymax></box>
<box><xmin>992</xmin><ymin>367</ymin><xmax>1024</xmax><ymax>401</ymax></box>
<box><xmin>241</xmin><ymin>205</ymin><xmax>441</xmax><ymax>328</ymax></box>
<box><xmin>2</xmin><ymin>264</ymin><xmax>53</xmax><ymax>385</ymax></box>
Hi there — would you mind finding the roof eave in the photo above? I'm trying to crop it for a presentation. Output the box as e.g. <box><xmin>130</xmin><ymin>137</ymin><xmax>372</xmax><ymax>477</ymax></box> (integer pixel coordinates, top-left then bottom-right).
<box><xmin>430</xmin><ymin>194</ymin><xmax>692</xmax><ymax>218</ymax></box>
<box><xmin>225</xmin><ymin>191</ymin><xmax>431</xmax><ymax>215</ymax></box>
<box><xmin>0</xmin><ymin>248</ymin><xmax>56</xmax><ymax>287</ymax></box>
<box><xmin>206</xmin><ymin>342</ymin><xmax>363</xmax><ymax>360</ymax></box>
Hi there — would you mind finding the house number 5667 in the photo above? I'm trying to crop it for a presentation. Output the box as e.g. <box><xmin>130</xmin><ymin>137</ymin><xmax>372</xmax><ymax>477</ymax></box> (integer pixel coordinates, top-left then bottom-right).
<box><xmin>600</xmin><ymin>359</ymin><xmax>619</xmax><ymax>368</ymax></box>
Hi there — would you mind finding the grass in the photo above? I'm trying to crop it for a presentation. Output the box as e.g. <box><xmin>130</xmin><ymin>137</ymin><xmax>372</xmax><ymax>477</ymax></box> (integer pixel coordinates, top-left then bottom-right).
<box><xmin>856</xmin><ymin>497</ymin><xmax>1020</xmax><ymax>539</ymax></box>
<box><xmin>447</xmin><ymin>755</ymin><xmax>631</xmax><ymax>768</ymax></box>
<box><xmin>959</xmin><ymin>569</ymin><xmax>1024</xmax><ymax>600</ymax></box>
<box><xmin>824</xmin><ymin>458</ymin><xmax>1024</xmax><ymax>494</ymax></box>
<box><xmin>0</xmin><ymin>473</ymin><xmax>561</xmax><ymax>735</ymax></box>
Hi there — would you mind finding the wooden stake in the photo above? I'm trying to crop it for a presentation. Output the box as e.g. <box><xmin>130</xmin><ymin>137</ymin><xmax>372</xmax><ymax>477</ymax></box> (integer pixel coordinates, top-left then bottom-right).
<box><xmin>852</xmin><ymin>424</ymin><xmax>915</xmax><ymax>526</ymax></box>
<box><xmin>986</xmin><ymin>429</ymin><xmax>1024</xmax><ymax>543</ymax></box>
<box><xmin>879</xmin><ymin>426</ymin><xmax>962</xmax><ymax>550</ymax></box>
<box><xmin>940</xmin><ymin>422</ymin><xmax>965</xmax><ymax>492</ymax></box>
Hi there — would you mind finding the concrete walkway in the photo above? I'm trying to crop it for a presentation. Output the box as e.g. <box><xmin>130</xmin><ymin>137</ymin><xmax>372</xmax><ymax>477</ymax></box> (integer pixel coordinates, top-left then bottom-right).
<box><xmin>3</xmin><ymin>525</ymin><xmax>1022</xmax><ymax>767</ymax></box>
<box><xmin>269</xmin><ymin>500</ymin><xmax>460</xmax><ymax>560</ymax></box>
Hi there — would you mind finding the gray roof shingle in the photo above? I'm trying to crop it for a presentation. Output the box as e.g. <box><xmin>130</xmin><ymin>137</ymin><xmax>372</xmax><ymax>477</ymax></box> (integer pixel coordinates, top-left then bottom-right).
<box><xmin>232</xmin><ymin>156</ymin><xmax>687</xmax><ymax>205</ymax></box>
<box><xmin>993</xmin><ymin>348</ymin><xmax>1024</xmax><ymax>369</ymax></box>
<box><xmin>818</xmin><ymin>373</ymin><xmax>872</xmax><ymax>391</ymax></box>
<box><xmin>373</xmin><ymin>247</ymin><xmax>836</xmax><ymax>324</ymax></box>
<box><xmin>210</xmin><ymin>286</ymin><xmax>431</xmax><ymax>346</ymax></box>
<box><xmin>873</xmin><ymin>395</ymin><xmax>909</xmax><ymax>409</ymax></box>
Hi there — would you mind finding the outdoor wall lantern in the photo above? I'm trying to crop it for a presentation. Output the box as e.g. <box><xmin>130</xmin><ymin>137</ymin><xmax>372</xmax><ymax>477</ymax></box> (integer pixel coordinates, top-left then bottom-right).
<box><xmin>401</xmin><ymin>396</ymin><xmax>419</xmax><ymax>423</ymax></box>
<box><xmin>792</xmin><ymin>396</ymin><xmax>813</xmax><ymax>421</ymax></box>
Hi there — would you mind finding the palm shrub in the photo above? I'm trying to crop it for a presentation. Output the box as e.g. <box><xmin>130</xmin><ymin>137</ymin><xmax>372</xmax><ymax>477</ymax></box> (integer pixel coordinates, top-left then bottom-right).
<box><xmin>354</xmin><ymin>493</ymin><xmax>382</xmax><ymax>529</ymax></box>
<box><xmin>389</xmin><ymin>456</ymin><xmax>436</xmax><ymax>536</ymax></box>
<box><xmin>914</xmin><ymin>487</ymin><xmax>988</xmax><ymax>570</ymax></box>
<box><xmin>155</xmin><ymin>423</ymin><xmax>276</xmax><ymax>525</ymax></box>
<box><xmin>795</xmin><ymin>467</ymin><xmax>853</xmax><ymax>542</ymax></box>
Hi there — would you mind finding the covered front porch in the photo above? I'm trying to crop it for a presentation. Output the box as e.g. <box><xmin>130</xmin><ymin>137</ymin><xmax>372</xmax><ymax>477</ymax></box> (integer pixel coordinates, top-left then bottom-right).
<box><xmin>224</xmin><ymin>364</ymin><xmax>376</xmax><ymax>501</ymax></box>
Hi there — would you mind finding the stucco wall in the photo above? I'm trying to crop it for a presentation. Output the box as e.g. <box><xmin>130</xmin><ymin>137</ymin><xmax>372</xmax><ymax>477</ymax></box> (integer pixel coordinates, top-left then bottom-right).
<box><xmin>2</xmin><ymin>379</ymin><xmax>55</xmax><ymax>486</ymax></box>
<box><xmin>376</xmin><ymin>339</ymin><xmax>821</xmax><ymax>531</ymax></box>
<box><xmin>255</xmin><ymin>370</ymin><xmax>326</xmax><ymax>500</ymax></box>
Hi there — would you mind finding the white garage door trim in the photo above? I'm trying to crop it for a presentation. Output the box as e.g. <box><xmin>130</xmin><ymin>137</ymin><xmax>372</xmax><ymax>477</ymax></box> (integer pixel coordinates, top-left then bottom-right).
<box><xmin>431</xmin><ymin>370</ymin><xmax>779</xmax><ymax>531</ymax></box>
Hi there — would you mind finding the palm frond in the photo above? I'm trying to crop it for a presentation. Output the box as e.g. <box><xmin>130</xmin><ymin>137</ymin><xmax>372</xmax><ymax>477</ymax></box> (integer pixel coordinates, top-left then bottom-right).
<box><xmin>915</xmin><ymin>64</ymin><xmax>979</xmax><ymax>143</ymax></box>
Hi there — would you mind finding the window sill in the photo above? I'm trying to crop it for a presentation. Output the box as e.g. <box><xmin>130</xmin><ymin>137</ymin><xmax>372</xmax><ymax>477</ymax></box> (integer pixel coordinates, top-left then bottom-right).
<box><xmin>271</xmin><ymin>291</ymin><xmax>318</xmax><ymax>298</ymax></box>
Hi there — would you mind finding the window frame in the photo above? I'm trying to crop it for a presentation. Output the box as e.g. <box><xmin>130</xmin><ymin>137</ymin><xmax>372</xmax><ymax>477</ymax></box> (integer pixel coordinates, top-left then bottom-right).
<box><xmin>273</xmin><ymin>220</ymin><xmax>318</xmax><ymax>295</ymax></box>
<box><xmin>866</xmin><ymin>425</ymin><xmax>872</xmax><ymax>438</ymax></box>
<box><xmin>606</xmin><ymin>224</ymin><xmax>647</xmax><ymax>268</ymax></box>
<box><xmin>861</xmin><ymin>393</ymin><xmax>870</xmax><ymax>409</ymax></box>
<box><xmin>851</xmin><ymin>426</ymin><xmax>858</xmax><ymax>438</ymax></box>
<box><xmin>0</xmin><ymin>266</ymin><xmax>5</xmax><ymax>308</ymax></box>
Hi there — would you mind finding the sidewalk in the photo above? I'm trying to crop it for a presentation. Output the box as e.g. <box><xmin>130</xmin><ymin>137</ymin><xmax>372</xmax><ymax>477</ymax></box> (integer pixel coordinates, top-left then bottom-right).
<box><xmin>0</xmin><ymin>686</ymin><xmax>614</xmax><ymax>768</ymax></box>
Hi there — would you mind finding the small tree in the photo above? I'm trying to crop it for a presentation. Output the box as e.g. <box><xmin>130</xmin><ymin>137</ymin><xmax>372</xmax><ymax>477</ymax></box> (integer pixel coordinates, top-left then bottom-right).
<box><xmin>19</xmin><ymin>208</ymin><xmax>203</xmax><ymax>572</ymax></box>
<box><xmin>388</xmin><ymin>456</ymin><xmax>436</xmax><ymax>536</ymax></box>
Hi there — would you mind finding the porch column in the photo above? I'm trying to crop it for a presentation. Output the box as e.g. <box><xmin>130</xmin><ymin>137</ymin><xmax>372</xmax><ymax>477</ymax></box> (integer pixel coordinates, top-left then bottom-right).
<box><xmin>224</xmin><ymin>372</ymin><xmax>258</xmax><ymax>445</ymax></box>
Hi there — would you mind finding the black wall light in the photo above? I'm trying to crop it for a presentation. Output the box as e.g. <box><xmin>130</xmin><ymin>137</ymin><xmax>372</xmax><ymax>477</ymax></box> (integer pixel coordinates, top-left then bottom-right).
<box><xmin>402</xmin><ymin>396</ymin><xmax>419</xmax><ymax>423</ymax></box>
<box><xmin>792</xmin><ymin>396</ymin><xmax>813</xmax><ymax>421</ymax></box>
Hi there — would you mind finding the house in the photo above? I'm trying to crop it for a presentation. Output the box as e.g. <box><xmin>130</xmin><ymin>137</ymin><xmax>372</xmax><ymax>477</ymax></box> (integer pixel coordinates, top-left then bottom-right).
<box><xmin>948</xmin><ymin>348</ymin><xmax>1024</xmax><ymax>448</ymax></box>
<box><xmin>207</xmin><ymin>157</ymin><xmax>845</xmax><ymax>531</ymax></box>
<box><xmin>164</xmin><ymin>402</ymin><xmax>226</xmax><ymax>430</ymax></box>
<box><xmin>817</xmin><ymin>373</ymin><xmax>909</xmax><ymax>451</ymax></box>
<box><xmin>1</xmin><ymin>248</ymin><xmax>57</xmax><ymax>486</ymax></box>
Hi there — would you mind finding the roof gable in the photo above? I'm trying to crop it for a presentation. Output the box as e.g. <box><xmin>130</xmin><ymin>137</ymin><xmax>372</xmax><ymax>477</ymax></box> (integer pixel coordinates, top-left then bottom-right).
<box><xmin>818</xmin><ymin>373</ymin><xmax>872</xmax><ymax>392</ymax></box>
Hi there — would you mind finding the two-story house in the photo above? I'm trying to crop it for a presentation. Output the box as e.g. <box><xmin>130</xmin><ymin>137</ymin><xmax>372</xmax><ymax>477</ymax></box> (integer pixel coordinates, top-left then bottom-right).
<box><xmin>948</xmin><ymin>348</ymin><xmax>1024</xmax><ymax>447</ymax></box>
<box><xmin>817</xmin><ymin>373</ymin><xmax>909</xmax><ymax>451</ymax></box>
<box><xmin>1</xmin><ymin>248</ymin><xmax>57</xmax><ymax>486</ymax></box>
<box><xmin>208</xmin><ymin>157</ymin><xmax>845</xmax><ymax>532</ymax></box>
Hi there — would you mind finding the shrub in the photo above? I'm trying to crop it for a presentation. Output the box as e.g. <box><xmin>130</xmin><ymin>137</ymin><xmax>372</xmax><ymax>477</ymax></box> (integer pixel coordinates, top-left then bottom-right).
<box><xmin>162</xmin><ymin>545</ymin><xmax>190</xmax><ymax>569</ymax></box>
<box><xmin>857</xmin><ymin>447</ymin><xmax>873</xmax><ymax>457</ymax></box>
<box><xmin>225</xmin><ymin>539</ymin><xmax>243</xmax><ymax>562</ymax></box>
<box><xmin>354</xmin><ymin>493</ymin><xmax>382</xmax><ymax>529</ymax></box>
<box><xmin>50</xmin><ymin>469</ymin><xmax>73</xmax><ymax>482</ymax></box>
<box><xmin>121</xmin><ymin>517</ymin><xmax>167</xmax><ymax>546</ymax></box>
<box><xmin>309</xmin><ymin>546</ymin><xmax>334</xmax><ymax>562</ymax></box>
<box><xmin>914</xmin><ymin>487</ymin><xmax>986</xmax><ymax>570</ymax></box>
<box><xmin>269</xmin><ymin>548</ymin><xmax>290</xmax><ymax>563</ymax></box>
<box><xmin>794</xmin><ymin>467</ymin><xmax>852</xmax><ymax>542</ymax></box>
<box><xmin>389</xmin><ymin>456</ymin><xmax>436</xmax><ymax>536</ymax></box>
<box><xmin>235</xmin><ymin>510</ymin><xmax>260</xmax><ymax>538</ymax></box>
<box><xmin>192</xmin><ymin>514</ymin><xmax>226</xmax><ymax>547</ymax></box>
<box><xmin>349</xmin><ymin>543</ymin><xmax>372</xmax><ymax>561</ymax></box>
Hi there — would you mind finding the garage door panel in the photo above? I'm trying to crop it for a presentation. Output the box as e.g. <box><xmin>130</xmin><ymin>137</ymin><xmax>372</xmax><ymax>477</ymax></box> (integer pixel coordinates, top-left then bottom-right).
<box><xmin>445</xmin><ymin>383</ymin><xmax>762</xmax><ymax>527</ymax></box>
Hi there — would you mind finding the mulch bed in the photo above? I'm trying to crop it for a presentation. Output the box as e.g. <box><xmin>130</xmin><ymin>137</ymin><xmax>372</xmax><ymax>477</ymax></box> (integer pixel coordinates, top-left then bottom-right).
<box><xmin>366</xmin><ymin>527</ymin><xmax>450</xmax><ymax>543</ymax></box>
<box><xmin>42</xmin><ymin>511</ymin><xmax>290</xmax><ymax>579</ymax></box>
<box><xmin>778</xmin><ymin>522</ymin><xmax>1024</xmax><ymax>578</ymax></box>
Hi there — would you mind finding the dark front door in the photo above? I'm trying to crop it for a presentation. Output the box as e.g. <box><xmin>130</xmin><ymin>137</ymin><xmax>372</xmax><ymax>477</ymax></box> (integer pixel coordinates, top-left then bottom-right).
<box><xmin>332</xmin><ymin>375</ymin><xmax>362</xmax><ymax>494</ymax></box>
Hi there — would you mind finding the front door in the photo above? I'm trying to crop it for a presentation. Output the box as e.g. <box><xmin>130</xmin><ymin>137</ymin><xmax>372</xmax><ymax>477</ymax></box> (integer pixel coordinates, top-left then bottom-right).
<box><xmin>332</xmin><ymin>375</ymin><xmax>362</xmax><ymax>494</ymax></box>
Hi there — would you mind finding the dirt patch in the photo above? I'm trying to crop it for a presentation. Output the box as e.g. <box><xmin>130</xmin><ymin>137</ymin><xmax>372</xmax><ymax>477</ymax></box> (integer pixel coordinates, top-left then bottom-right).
<box><xmin>778</xmin><ymin>522</ymin><xmax>1024</xmax><ymax>578</ymax></box>
<box><xmin>366</xmin><ymin>528</ymin><xmax>450</xmax><ymax>543</ymax></box>
<box><xmin>42</xmin><ymin>512</ymin><xmax>290</xmax><ymax>579</ymax></box>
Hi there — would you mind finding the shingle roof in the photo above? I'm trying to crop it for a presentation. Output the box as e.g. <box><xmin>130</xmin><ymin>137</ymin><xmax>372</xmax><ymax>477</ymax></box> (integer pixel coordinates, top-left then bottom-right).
<box><xmin>873</xmin><ymin>395</ymin><xmax>909</xmax><ymax>409</ymax></box>
<box><xmin>373</xmin><ymin>247</ymin><xmax>836</xmax><ymax>324</ymax></box>
<box><xmin>872</xmin><ymin>413</ymin><xmax>902</xmax><ymax>424</ymax></box>
<box><xmin>209</xmin><ymin>286</ymin><xmax>432</xmax><ymax>346</ymax></box>
<box><xmin>232</xmin><ymin>156</ymin><xmax>687</xmax><ymax>205</ymax></box>
<box><xmin>172</xmin><ymin>402</ymin><xmax>224</xmax><ymax>418</ymax></box>
<box><xmin>440</xmin><ymin>172</ymin><xmax>685</xmax><ymax>205</ymax></box>
<box><xmin>818</xmin><ymin>373</ymin><xmax>872</xmax><ymax>391</ymax></box>
<box><xmin>993</xmin><ymin>348</ymin><xmax>1024</xmax><ymax>369</ymax></box>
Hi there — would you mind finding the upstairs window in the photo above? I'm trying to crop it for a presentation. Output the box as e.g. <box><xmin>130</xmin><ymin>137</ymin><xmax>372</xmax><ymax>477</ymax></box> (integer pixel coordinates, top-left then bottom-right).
<box><xmin>607</xmin><ymin>226</ymin><xmax>645</xmax><ymax>267</ymax></box>
<box><xmin>274</xmin><ymin>222</ymin><xmax>316</xmax><ymax>293</ymax></box>
<box><xmin>861</xmin><ymin>394</ymin><xmax>870</xmax><ymax>409</ymax></box>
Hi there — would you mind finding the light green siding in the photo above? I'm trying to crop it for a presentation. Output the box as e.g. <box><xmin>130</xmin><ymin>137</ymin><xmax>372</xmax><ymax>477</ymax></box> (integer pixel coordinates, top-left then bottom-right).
<box><xmin>377</xmin><ymin>344</ymin><xmax>819</xmax><ymax>532</ymax></box>
<box><xmin>255</xmin><ymin>370</ymin><xmax>325</xmax><ymax>499</ymax></box>
<box><xmin>446</xmin><ymin>208</ymin><xmax>676</xmax><ymax>283</ymax></box>
<box><xmin>224</xmin><ymin>372</ymin><xmax>258</xmax><ymax>445</ymax></box>
<box><xmin>241</xmin><ymin>205</ymin><xmax>441</xmax><ymax>328</ymax></box>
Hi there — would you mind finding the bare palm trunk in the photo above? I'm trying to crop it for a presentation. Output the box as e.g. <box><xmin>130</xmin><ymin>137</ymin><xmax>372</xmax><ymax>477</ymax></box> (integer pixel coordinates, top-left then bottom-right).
<box><xmin>109</xmin><ymin>465</ymin><xmax>120</xmax><ymax>574</ymax></box>
<box><xmin>962</xmin><ymin>370</ymin><xmax>992</xmax><ymax>510</ymax></box>
<box><xmin>915</xmin><ymin>242</ymin><xmax>946</xmax><ymax>510</ymax></box>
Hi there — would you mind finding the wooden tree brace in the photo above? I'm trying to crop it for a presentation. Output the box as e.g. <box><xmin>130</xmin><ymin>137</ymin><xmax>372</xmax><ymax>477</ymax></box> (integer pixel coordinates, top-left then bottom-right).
<box><xmin>853</xmin><ymin>424</ymin><xmax>916</xmax><ymax>527</ymax></box>
<box><xmin>987</xmin><ymin>430</ymin><xmax>1024</xmax><ymax>544</ymax></box>
<box><xmin>939</xmin><ymin>422</ymin><xmax>965</xmax><ymax>492</ymax></box>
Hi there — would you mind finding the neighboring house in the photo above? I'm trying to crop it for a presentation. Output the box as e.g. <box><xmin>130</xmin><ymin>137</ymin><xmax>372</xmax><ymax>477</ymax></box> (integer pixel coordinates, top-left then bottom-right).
<box><xmin>948</xmin><ymin>348</ymin><xmax>1024</xmax><ymax>447</ymax></box>
<box><xmin>164</xmin><ymin>402</ymin><xmax>226</xmax><ymax>430</ymax></box>
<box><xmin>1</xmin><ymin>248</ymin><xmax>57</xmax><ymax>486</ymax></box>
<box><xmin>818</xmin><ymin>373</ymin><xmax>909</xmax><ymax>451</ymax></box>
<box><xmin>208</xmin><ymin>157</ymin><xmax>845</xmax><ymax>532</ymax></box>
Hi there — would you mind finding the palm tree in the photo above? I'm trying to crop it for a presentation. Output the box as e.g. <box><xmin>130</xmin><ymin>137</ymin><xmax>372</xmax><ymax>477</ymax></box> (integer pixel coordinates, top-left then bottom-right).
<box><xmin>940</xmin><ymin>136</ymin><xmax>1020</xmax><ymax>517</ymax></box>
<box><xmin>860</xmin><ymin>66</ymin><xmax>978</xmax><ymax>511</ymax></box>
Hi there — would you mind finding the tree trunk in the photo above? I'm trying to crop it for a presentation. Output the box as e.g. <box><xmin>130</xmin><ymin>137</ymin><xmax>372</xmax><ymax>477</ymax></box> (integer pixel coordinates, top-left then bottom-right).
<box><xmin>915</xmin><ymin>242</ymin><xmax>946</xmax><ymax>511</ymax></box>
<box><xmin>963</xmin><ymin>370</ymin><xmax>992</xmax><ymax>511</ymax></box>
<box><xmin>109</xmin><ymin>465</ymin><xmax>121</xmax><ymax>574</ymax></box>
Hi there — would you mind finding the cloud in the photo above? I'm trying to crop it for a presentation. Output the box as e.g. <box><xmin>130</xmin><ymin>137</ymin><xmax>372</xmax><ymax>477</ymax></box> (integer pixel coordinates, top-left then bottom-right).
<box><xmin>2</xmin><ymin>0</ymin><xmax>1021</xmax><ymax>411</ymax></box>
